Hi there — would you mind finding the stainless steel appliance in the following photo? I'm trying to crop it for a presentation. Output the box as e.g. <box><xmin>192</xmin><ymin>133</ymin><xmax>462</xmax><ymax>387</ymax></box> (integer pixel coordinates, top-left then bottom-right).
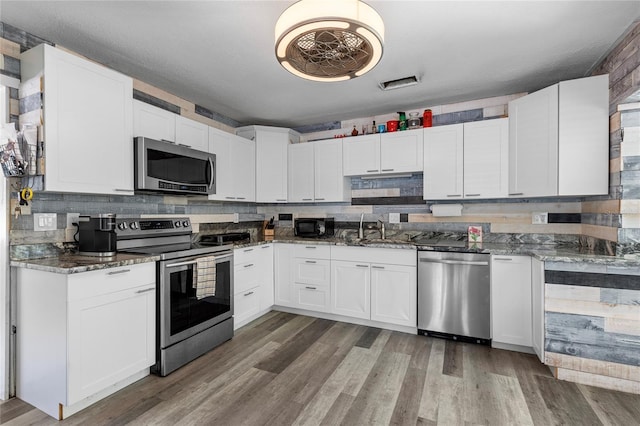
<box><xmin>77</xmin><ymin>213</ymin><xmax>117</xmax><ymax>256</ymax></box>
<box><xmin>294</xmin><ymin>217</ymin><xmax>334</xmax><ymax>238</ymax></box>
<box><xmin>134</xmin><ymin>137</ymin><xmax>215</xmax><ymax>195</ymax></box>
<box><xmin>116</xmin><ymin>217</ymin><xmax>233</xmax><ymax>376</ymax></box>
<box><xmin>417</xmin><ymin>249</ymin><xmax>491</xmax><ymax>344</ymax></box>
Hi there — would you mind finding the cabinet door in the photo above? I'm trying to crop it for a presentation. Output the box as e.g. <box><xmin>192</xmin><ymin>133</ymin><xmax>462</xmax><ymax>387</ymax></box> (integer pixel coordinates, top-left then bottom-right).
<box><xmin>133</xmin><ymin>100</ymin><xmax>176</xmax><ymax>142</ymax></box>
<box><xmin>67</xmin><ymin>283</ymin><xmax>155</xmax><ymax>404</ymax></box>
<box><xmin>331</xmin><ymin>261</ymin><xmax>370</xmax><ymax>319</ymax></box>
<box><xmin>370</xmin><ymin>264</ymin><xmax>417</xmax><ymax>327</ymax></box>
<box><xmin>342</xmin><ymin>134</ymin><xmax>381</xmax><ymax>176</ymax></box>
<box><xmin>423</xmin><ymin>124</ymin><xmax>464</xmax><ymax>200</ymax></box>
<box><xmin>231</xmin><ymin>135</ymin><xmax>256</xmax><ymax>202</ymax></box>
<box><xmin>531</xmin><ymin>257</ymin><xmax>545</xmax><ymax>362</ymax></box>
<box><xmin>380</xmin><ymin>129</ymin><xmax>424</xmax><ymax>173</ymax></box>
<box><xmin>234</xmin><ymin>259</ymin><xmax>261</xmax><ymax>294</ymax></box>
<box><xmin>257</xmin><ymin>244</ymin><xmax>275</xmax><ymax>309</ymax></box>
<box><xmin>274</xmin><ymin>244</ymin><xmax>295</xmax><ymax>307</ymax></box>
<box><xmin>463</xmin><ymin>118</ymin><xmax>509</xmax><ymax>199</ymax></box>
<box><xmin>508</xmin><ymin>85</ymin><xmax>558</xmax><ymax>197</ymax></box>
<box><xmin>491</xmin><ymin>255</ymin><xmax>532</xmax><ymax>347</ymax></box>
<box><xmin>175</xmin><ymin>115</ymin><xmax>209</xmax><ymax>152</ymax></box>
<box><xmin>255</xmin><ymin>131</ymin><xmax>289</xmax><ymax>202</ymax></box>
<box><xmin>558</xmin><ymin>75</ymin><xmax>609</xmax><ymax>196</ymax></box>
<box><xmin>35</xmin><ymin>44</ymin><xmax>134</xmax><ymax>195</ymax></box>
<box><xmin>288</xmin><ymin>143</ymin><xmax>315</xmax><ymax>202</ymax></box>
<box><xmin>315</xmin><ymin>140</ymin><xmax>349</xmax><ymax>202</ymax></box>
<box><xmin>208</xmin><ymin>128</ymin><xmax>233</xmax><ymax>201</ymax></box>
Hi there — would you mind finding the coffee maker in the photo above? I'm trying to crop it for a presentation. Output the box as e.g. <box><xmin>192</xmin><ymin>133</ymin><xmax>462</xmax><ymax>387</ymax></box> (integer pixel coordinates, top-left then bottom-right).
<box><xmin>78</xmin><ymin>214</ymin><xmax>117</xmax><ymax>256</ymax></box>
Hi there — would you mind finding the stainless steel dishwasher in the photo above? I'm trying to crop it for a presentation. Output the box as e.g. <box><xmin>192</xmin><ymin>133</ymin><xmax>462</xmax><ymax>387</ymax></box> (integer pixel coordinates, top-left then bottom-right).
<box><xmin>417</xmin><ymin>250</ymin><xmax>491</xmax><ymax>344</ymax></box>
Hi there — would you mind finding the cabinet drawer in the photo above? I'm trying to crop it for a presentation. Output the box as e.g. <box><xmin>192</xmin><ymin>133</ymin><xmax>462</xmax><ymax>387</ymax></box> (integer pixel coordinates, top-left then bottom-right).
<box><xmin>234</xmin><ymin>244</ymin><xmax>270</xmax><ymax>265</ymax></box>
<box><xmin>331</xmin><ymin>246</ymin><xmax>416</xmax><ymax>266</ymax></box>
<box><xmin>234</xmin><ymin>261</ymin><xmax>261</xmax><ymax>294</ymax></box>
<box><xmin>293</xmin><ymin>258</ymin><xmax>330</xmax><ymax>287</ymax></box>
<box><xmin>68</xmin><ymin>262</ymin><xmax>156</xmax><ymax>301</ymax></box>
<box><xmin>294</xmin><ymin>283</ymin><xmax>330</xmax><ymax>313</ymax></box>
<box><xmin>293</xmin><ymin>244</ymin><xmax>331</xmax><ymax>259</ymax></box>
<box><xmin>235</xmin><ymin>286</ymin><xmax>261</xmax><ymax>325</ymax></box>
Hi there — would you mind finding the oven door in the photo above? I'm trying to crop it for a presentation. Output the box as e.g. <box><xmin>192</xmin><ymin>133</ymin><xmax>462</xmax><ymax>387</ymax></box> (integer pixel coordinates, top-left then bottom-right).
<box><xmin>158</xmin><ymin>250</ymin><xmax>233</xmax><ymax>349</ymax></box>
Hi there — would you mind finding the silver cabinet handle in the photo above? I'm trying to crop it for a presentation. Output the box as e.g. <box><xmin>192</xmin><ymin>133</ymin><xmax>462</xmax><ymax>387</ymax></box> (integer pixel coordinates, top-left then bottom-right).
<box><xmin>315</xmin><ymin>198</ymin><xmax>325</xmax><ymax>201</ymax></box>
<box><xmin>243</xmin><ymin>248</ymin><xmax>254</xmax><ymax>252</ymax></box>
<box><xmin>135</xmin><ymin>287</ymin><xmax>155</xmax><ymax>294</ymax></box>
<box><xmin>509</xmin><ymin>192</ymin><xmax>524</xmax><ymax>196</ymax></box>
<box><xmin>225</xmin><ymin>196</ymin><xmax>236</xmax><ymax>200</ymax></box>
<box><xmin>493</xmin><ymin>257</ymin><xmax>513</xmax><ymax>261</ymax></box>
<box><xmin>237</xmin><ymin>197</ymin><xmax>246</xmax><ymax>200</ymax></box>
<box><xmin>107</xmin><ymin>269</ymin><xmax>130</xmax><ymax>275</ymax></box>
<box><xmin>304</xmin><ymin>246</ymin><xmax>317</xmax><ymax>249</ymax></box>
<box><xmin>244</xmin><ymin>263</ymin><xmax>254</xmax><ymax>268</ymax></box>
<box><xmin>381</xmin><ymin>168</ymin><xmax>394</xmax><ymax>172</ymax></box>
<box><xmin>447</xmin><ymin>194</ymin><xmax>461</xmax><ymax>197</ymax></box>
<box><xmin>305</xmin><ymin>286</ymin><xmax>317</xmax><ymax>290</ymax></box>
<box><xmin>305</xmin><ymin>260</ymin><xmax>317</xmax><ymax>264</ymax></box>
<box><xmin>366</xmin><ymin>169</ymin><xmax>378</xmax><ymax>173</ymax></box>
<box><xmin>465</xmin><ymin>193</ymin><xmax>481</xmax><ymax>197</ymax></box>
<box><xmin>178</xmin><ymin>143</ymin><xmax>192</xmax><ymax>148</ymax></box>
<box><xmin>419</xmin><ymin>259</ymin><xmax>489</xmax><ymax>266</ymax></box>
<box><xmin>208</xmin><ymin>157</ymin><xmax>215</xmax><ymax>190</ymax></box>
<box><xmin>371</xmin><ymin>265</ymin><xmax>385</xmax><ymax>269</ymax></box>
<box><xmin>276</xmin><ymin>199</ymin><xmax>287</xmax><ymax>202</ymax></box>
<box><xmin>114</xmin><ymin>188</ymin><xmax>132</xmax><ymax>192</ymax></box>
<box><xmin>302</xmin><ymin>198</ymin><xmax>313</xmax><ymax>201</ymax></box>
<box><xmin>261</xmin><ymin>245</ymin><xmax>270</xmax><ymax>249</ymax></box>
<box><xmin>356</xmin><ymin>264</ymin><xmax>368</xmax><ymax>268</ymax></box>
<box><xmin>244</xmin><ymin>291</ymin><xmax>254</xmax><ymax>296</ymax></box>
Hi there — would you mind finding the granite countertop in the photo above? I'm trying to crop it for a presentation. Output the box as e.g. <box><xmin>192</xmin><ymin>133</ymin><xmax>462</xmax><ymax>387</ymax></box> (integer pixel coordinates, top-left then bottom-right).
<box><xmin>11</xmin><ymin>253</ymin><xmax>160</xmax><ymax>274</ymax></box>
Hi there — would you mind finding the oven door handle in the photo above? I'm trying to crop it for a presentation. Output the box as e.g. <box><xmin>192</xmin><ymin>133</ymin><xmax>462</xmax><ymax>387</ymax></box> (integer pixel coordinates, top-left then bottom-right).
<box><xmin>165</xmin><ymin>252</ymin><xmax>234</xmax><ymax>269</ymax></box>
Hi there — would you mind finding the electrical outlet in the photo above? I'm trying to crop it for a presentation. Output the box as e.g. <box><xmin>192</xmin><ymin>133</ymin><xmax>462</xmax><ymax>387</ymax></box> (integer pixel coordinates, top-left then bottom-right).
<box><xmin>532</xmin><ymin>212</ymin><xmax>548</xmax><ymax>225</ymax></box>
<box><xmin>389</xmin><ymin>213</ymin><xmax>400</xmax><ymax>224</ymax></box>
<box><xmin>67</xmin><ymin>213</ymin><xmax>80</xmax><ymax>228</ymax></box>
<box><xmin>34</xmin><ymin>213</ymin><xmax>57</xmax><ymax>231</ymax></box>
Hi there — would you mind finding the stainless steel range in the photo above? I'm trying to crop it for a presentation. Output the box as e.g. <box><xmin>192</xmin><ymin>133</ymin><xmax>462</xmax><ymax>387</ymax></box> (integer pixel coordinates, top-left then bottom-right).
<box><xmin>116</xmin><ymin>217</ymin><xmax>234</xmax><ymax>376</ymax></box>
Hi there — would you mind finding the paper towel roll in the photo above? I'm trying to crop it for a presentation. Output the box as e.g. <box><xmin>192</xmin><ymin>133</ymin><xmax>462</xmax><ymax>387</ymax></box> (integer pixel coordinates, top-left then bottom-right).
<box><xmin>430</xmin><ymin>204</ymin><xmax>463</xmax><ymax>217</ymax></box>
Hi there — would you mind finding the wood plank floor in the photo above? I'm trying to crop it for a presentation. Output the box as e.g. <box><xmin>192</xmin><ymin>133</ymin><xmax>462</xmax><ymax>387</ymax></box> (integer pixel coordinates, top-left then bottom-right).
<box><xmin>2</xmin><ymin>311</ymin><xmax>640</xmax><ymax>425</ymax></box>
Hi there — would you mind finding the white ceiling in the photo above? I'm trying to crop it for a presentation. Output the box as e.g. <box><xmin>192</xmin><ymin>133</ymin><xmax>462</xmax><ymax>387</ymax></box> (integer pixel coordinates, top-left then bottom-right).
<box><xmin>2</xmin><ymin>1</ymin><xmax>639</xmax><ymax>128</ymax></box>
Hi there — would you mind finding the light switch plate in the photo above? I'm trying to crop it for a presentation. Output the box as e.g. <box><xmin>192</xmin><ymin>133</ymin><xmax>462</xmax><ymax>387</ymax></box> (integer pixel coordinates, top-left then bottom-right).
<box><xmin>532</xmin><ymin>212</ymin><xmax>548</xmax><ymax>224</ymax></box>
<box><xmin>34</xmin><ymin>213</ymin><xmax>57</xmax><ymax>231</ymax></box>
<box><xmin>389</xmin><ymin>213</ymin><xmax>400</xmax><ymax>224</ymax></box>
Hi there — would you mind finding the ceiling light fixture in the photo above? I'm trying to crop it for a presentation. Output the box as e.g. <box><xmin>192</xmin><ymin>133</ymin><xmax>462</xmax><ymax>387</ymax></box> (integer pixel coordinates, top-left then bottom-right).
<box><xmin>275</xmin><ymin>0</ymin><xmax>384</xmax><ymax>82</ymax></box>
<box><xmin>379</xmin><ymin>76</ymin><xmax>420</xmax><ymax>91</ymax></box>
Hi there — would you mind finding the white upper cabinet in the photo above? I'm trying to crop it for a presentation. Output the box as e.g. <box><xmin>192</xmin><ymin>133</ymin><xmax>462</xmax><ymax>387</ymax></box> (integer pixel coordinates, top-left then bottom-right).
<box><xmin>132</xmin><ymin>100</ymin><xmax>176</xmax><ymax>142</ymax></box>
<box><xmin>175</xmin><ymin>115</ymin><xmax>209</xmax><ymax>152</ymax></box>
<box><xmin>237</xmin><ymin>126</ymin><xmax>299</xmax><ymax>203</ymax></box>
<box><xmin>380</xmin><ymin>128</ymin><xmax>424</xmax><ymax>173</ymax></box>
<box><xmin>423</xmin><ymin>123</ymin><xmax>464</xmax><ymax>200</ymax></box>
<box><xmin>208</xmin><ymin>127</ymin><xmax>255</xmax><ymax>202</ymax></box>
<box><xmin>463</xmin><ymin>118</ymin><xmax>509</xmax><ymax>199</ymax></box>
<box><xmin>508</xmin><ymin>84</ymin><xmax>559</xmax><ymax>198</ymax></box>
<box><xmin>343</xmin><ymin>134</ymin><xmax>380</xmax><ymax>176</ymax></box>
<box><xmin>424</xmin><ymin>119</ymin><xmax>508</xmax><ymax>201</ymax></box>
<box><xmin>21</xmin><ymin>44</ymin><xmax>133</xmax><ymax>195</ymax></box>
<box><xmin>509</xmin><ymin>74</ymin><xmax>608</xmax><ymax>198</ymax></box>
<box><xmin>288</xmin><ymin>143</ymin><xmax>315</xmax><ymax>202</ymax></box>
<box><xmin>288</xmin><ymin>140</ymin><xmax>350</xmax><ymax>203</ymax></box>
<box><xmin>343</xmin><ymin>130</ymin><xmax>424</xmax><ymax>176</ymax></box>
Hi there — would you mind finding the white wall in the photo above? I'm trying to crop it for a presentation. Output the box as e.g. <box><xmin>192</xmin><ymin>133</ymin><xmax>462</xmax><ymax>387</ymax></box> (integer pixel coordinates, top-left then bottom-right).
<box><xmin>1</xmin><ymin>75</ymin><xmax>21</xmax><ymax>400</ymax></box>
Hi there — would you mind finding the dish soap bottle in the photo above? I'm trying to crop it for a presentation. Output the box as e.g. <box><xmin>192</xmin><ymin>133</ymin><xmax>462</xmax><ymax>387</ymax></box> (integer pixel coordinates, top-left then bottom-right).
<box><xmin>398</xmin><ymin>111</ymin><xmax>407</xmax><ymax>131</ymax></box>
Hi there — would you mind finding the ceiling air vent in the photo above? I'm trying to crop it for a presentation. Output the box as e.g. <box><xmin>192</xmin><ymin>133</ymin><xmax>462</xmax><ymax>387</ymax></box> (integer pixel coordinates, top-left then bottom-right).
<box><xmin>379</xmin><ymin>75</ymin><xmax>419</xmax><ymax>91</ymax></box>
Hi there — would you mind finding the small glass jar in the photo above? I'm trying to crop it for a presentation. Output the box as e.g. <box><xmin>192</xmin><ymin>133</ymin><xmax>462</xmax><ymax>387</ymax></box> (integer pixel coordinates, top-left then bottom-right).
<box><xmin>407</xmin><ymin>112</ymin><xmax>421</xmax><ymax>129</ymax></box>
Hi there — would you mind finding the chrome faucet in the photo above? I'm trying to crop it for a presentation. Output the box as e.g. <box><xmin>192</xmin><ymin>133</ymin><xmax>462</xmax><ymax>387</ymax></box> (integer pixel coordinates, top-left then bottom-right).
<box><xmin>358</xmin><ymin>213</ymin><xmax>364</xmax><ymax>239</ymax></box>
<box><xmin>378</xmin><ymin>220</ymin><xmax>386</xmax><ymax>240</ymax></box>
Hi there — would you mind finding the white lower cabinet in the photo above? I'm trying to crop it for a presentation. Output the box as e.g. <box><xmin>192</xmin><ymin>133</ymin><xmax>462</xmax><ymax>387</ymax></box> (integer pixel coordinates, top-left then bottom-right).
<box><xmin>370</xmin><ymin>263</ymin><xmax>417</xmax><ymax>327</ymax></box>
<box><xmin>275</xmin><ymin>243</ymin><xmax>296</xmax><ymax>307</ymax></box>
<box><xmin>331</xmin><ymin>261</ymin><xmax>370</xmax><ymax>319</ymax></box>
<box><xmin>16</xmin><ymin>263</ymin><xmax>156</xmax><ymax>420</ymax></box>
<box><xmin>531</xmin><ymin>257</ymin><xmax>545</xmax><ymax>362</ymax></box>
<box><xmin>491</xmin><ymin>255</ymin><xmax>533</xmax><ymax>349</ymax></box>
<box><xmin>292</xmin><ymin>245</ymin><xmax>331</xmax><ymax>313</ymax></box>
<box><xmin>330</xmin><ymin>246</ymin><xmax>417</xmax><ymax>329</ymax></box>
<box><xmin>233</xmin><ymin>244</ymin><xmax>274</xmax><ymax>329</ymax></box>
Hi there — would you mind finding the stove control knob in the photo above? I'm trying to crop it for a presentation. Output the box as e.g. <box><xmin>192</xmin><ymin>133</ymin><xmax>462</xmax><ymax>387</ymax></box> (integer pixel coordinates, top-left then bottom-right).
<box><xmin>182</xmin><ymin>220</ymin><xmax>189</xmax><ymax>227</ymax></box>
<box><xmin>174</xmin><ymin>221</ymin><xmax>182</xmax><ymax>228</ymax></box>
<box><xmin>118</xmin><ymin>222</ymin><xmax>128</xmax><ymax>230</ymax></box>
<box><xmin>129</xmin><ymin>222</ymin><xmax>138</xmax><ymax>230</ymax></box>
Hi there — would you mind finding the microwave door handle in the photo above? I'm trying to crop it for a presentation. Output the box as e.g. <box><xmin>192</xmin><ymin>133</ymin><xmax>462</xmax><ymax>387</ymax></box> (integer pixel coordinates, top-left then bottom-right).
<box><xmin>208</xmin><ymin>157</ymin><xmax>215</xmax><ymax>190</ymax></box>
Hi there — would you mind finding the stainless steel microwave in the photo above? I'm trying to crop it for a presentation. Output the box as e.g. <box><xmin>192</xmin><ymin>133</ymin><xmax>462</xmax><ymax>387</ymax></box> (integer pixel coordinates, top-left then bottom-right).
<box><xmin>134</xmin><ymin>137</ymin><xmax>215</xmax><ymax>195</ymax></box>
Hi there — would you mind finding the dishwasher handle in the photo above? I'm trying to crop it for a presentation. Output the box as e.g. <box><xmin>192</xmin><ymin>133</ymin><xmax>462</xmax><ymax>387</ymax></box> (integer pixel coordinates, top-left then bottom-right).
<box><xmin>419</xmin><ymin>258</ymin><xmax>489</xmax><ymax>266</ymax></box>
